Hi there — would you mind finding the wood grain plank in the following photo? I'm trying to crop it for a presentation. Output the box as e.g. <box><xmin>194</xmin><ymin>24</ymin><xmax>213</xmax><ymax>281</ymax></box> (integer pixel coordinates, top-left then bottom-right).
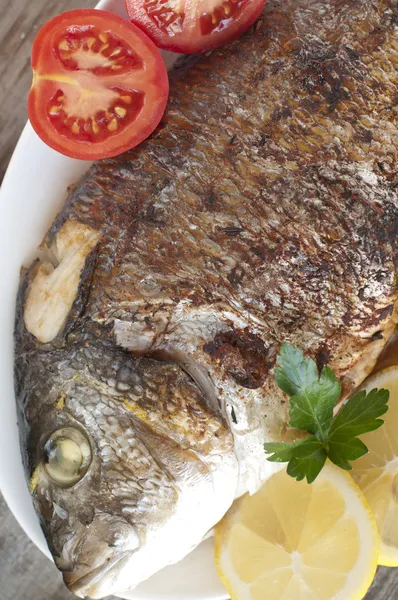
<box><xmin>366</xmin><ymin>567</ymin><xmax>398</xmax><ymax>600</ymax></box>
<box><xmin>0</xmin><ymin>494</ymin><xmax>86</xmax><ymax>600</ymax></box>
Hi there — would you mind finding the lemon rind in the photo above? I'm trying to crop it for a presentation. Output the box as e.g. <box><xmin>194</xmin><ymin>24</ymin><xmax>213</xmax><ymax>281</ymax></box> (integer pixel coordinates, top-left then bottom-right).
<box><xmin>356</xmin><ymin>366</ymin><xmax>398</xmax><ymax>568</ymax></box>
<box><xmin>215</xmin><ymin>463</ymin><xmax>379</xmax><ymax>600</ymax></box>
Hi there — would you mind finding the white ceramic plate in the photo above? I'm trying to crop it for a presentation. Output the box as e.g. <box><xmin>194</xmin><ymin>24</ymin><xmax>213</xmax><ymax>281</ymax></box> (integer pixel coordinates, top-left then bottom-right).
<box><xmin>0</xmin><ymin>1</ymin><xmax>228</xmax><ymax>598</ymax></box>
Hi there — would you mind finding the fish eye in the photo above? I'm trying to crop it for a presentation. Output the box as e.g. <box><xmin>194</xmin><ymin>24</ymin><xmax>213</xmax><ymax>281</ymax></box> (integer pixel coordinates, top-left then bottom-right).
<box><xmin>43</xmin><ymin>428</ymin><xmax>91</xmax><ymax>486</ymax></box>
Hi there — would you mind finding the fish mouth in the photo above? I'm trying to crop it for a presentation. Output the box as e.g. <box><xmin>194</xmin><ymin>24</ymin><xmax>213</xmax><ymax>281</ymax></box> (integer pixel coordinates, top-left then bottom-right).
<box><xmin>65</xmin><ymin>551</ymin><xmax>132</xmax><ymax>599</ymax></box>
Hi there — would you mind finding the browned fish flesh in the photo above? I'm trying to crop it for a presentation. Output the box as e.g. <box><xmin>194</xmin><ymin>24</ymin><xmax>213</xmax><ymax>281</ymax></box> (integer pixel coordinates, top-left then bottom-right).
<box><xmin>14</xmin><ymin>0</ymin><xmax>398</xmax><ymax>597</ymax></box>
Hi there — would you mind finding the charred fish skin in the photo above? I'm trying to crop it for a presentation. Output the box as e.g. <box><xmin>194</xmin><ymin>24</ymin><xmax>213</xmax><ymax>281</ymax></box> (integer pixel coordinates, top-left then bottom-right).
<box><xmin>15</xmin><ymin>0</ymin><xmax>398</xmax><ymax>597</ymax></box>
<box><xmin>50</xmin><ymin>0</ymin><xmax>398</xmax><ymax>374</ymax></box>
<box><xmin>46</xmin><ymin>0</ymin><xmax>397</xmax><ymax>482</ymax></box>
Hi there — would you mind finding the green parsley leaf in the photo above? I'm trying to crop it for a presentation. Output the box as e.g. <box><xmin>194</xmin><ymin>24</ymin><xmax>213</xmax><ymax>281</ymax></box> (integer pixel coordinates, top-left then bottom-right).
<box><xmin>275</xmin><ymin>343</ymin><xmax>318</xmax><ymax>396</ymax></box>
<box><xmin>264</xmin><ymin>436</ymin><xmax>327</xmax><ymax>484</ymax></box>
<box><xmin>327</xmin><ymin>437</ymin><xmax>368</xmax><ymax>470</ymax></box>
<box><xmin>265</xmin><ymin>344</ymin><xmax>390</xmax><ymax>483</ymax></box>
<box><xmin>327</xmin><ymin>387</ymin><xmax>389</xmax><ymax>470</ymax></box>
<box><xmin>289</xmin><ymin>366</ymin><xmax>341</xmax><ymax>439</ymax></box>
<box><xmin>275</xmin><ymin>344</ymin><xmax>340</xmax><ymax>440</ymax></box>
<box><xmin>263</xmin><ymin>442</ymin><xmax>296</xmax><ymax>462</ymax></box>
<box><xmin>286</xmin><ymin>437</ymin><xmax>327</xmax><ymax>484</ymax></box>
<box><xmin>328</xmin><ymin>388</ymin><xmax>389</xmax><ymax>440</ymax></box>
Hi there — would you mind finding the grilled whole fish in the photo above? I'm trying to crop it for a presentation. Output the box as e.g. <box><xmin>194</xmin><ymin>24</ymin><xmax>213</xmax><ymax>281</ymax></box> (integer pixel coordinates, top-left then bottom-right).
<box><xmin>15</xmin><ymin>0</ymin><xmax>398</xmax><ymax>597</ymax></box>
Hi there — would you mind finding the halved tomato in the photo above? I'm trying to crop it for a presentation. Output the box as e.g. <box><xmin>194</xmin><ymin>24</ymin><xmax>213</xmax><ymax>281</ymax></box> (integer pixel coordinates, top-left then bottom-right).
<box><xmin>125</xmin><ymin>0</ymin><xmax>266</xmax><ymax>54</ymax></box>
<box><xmin>28</xmin><ymin>9</ymin><xmax>169</xmax><ymax>160</ymax></box>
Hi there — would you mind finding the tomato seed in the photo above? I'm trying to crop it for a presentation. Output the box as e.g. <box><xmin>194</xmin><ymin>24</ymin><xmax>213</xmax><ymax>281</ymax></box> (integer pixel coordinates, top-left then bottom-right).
<box><xmin>92</xmin><ymin>119</ymin><xmax>100</xmax><ymax>134</ymax></box>
<box><xmin>114</xmin><ymin>106</ymin><xmax>127</xmax><ymax>117</ymax></box>
<box><xmin>107</xmin><ymin>118</ymin><xmax>118</xmax><ymax>131</ymax></box>
<box><xmin>143</xmin><ymin>1</ymin><xmax>184</xmax><ymax>35</ymax></box>
<box><xmin>200</xmin><ymin>0</ymin><xmax>248</xmax><ymax>35</ymax></box>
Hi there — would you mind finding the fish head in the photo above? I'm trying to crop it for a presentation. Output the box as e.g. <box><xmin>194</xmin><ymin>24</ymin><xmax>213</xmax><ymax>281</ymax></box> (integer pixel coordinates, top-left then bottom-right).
<box><xmin>27</xmin><ymin>412</ymin><xmax>141</xmax><ymax>599</ymax></box>
<box><xmin>18</xmin><ymin>331</ymin><xmax>238</xmax><ymax>598</ymax></box>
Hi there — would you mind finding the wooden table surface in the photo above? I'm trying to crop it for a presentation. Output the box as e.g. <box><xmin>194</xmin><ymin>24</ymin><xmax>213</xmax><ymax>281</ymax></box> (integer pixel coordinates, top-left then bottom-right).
<box><xmin>0</xmin><ymin>1</ymin><xmax>397</xmax><ymax>599</ymax></box>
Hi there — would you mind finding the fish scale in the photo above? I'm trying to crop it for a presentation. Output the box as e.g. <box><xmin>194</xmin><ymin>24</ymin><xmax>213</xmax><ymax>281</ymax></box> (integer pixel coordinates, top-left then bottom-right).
<box><xmin>14</xmin><ymin>0</ymin><xmax>398</xmax><ymax>597</ymax></box>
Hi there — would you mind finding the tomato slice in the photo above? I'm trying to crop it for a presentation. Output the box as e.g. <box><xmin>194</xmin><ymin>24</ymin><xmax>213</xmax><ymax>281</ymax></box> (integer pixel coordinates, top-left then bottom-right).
<box><xmin>125</xmin><ymin>0</ymin><xmax>266</xmax><ymax>54</ymax></box>
<box><xmin>28</xmin><ymin>9</ymin><xmax>169</xmax><ymax>160</ymax></box>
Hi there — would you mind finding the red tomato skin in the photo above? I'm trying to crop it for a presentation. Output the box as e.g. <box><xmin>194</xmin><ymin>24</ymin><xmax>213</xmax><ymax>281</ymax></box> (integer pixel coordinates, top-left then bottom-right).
<box><xmin>28</xmin><ymin>9</ymin><xmax>169</xmax><ymax>160</ymax></box>
<box><xmin>125</xmin><ymin>0</ymin><xmax>267</xmax><ymax>54</ymax></box>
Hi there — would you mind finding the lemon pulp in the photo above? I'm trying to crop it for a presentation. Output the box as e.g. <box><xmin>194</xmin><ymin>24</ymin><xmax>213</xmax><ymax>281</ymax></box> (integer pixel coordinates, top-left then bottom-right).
<box><xmin>351</xmin><ymin>366</ymin><xmax>398</xmax><ymax>566</ymax></box>
<box><xmin>215</xmin><ymin>464</ymin><xmax>379</xmax><ymax>600</ymax></box>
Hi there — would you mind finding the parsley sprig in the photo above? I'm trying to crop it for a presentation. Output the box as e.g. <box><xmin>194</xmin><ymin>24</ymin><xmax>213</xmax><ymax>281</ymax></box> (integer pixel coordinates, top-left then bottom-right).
<box><xmin>264</xmin><ymin>344</ymin><xmax>389</xmax><ymax>483</ymax></box>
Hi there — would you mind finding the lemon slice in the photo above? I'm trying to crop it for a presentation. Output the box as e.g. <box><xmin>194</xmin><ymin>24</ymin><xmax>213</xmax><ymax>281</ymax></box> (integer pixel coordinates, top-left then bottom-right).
<box><xmin>351</xmin><ymin>366</ymin><xmax>398</xmax><ymax>566</ymax></box>
<box><xmin>215</xmin><ymin>463</ymin><xmax>379</xmax><ymax>600</ymax></box>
